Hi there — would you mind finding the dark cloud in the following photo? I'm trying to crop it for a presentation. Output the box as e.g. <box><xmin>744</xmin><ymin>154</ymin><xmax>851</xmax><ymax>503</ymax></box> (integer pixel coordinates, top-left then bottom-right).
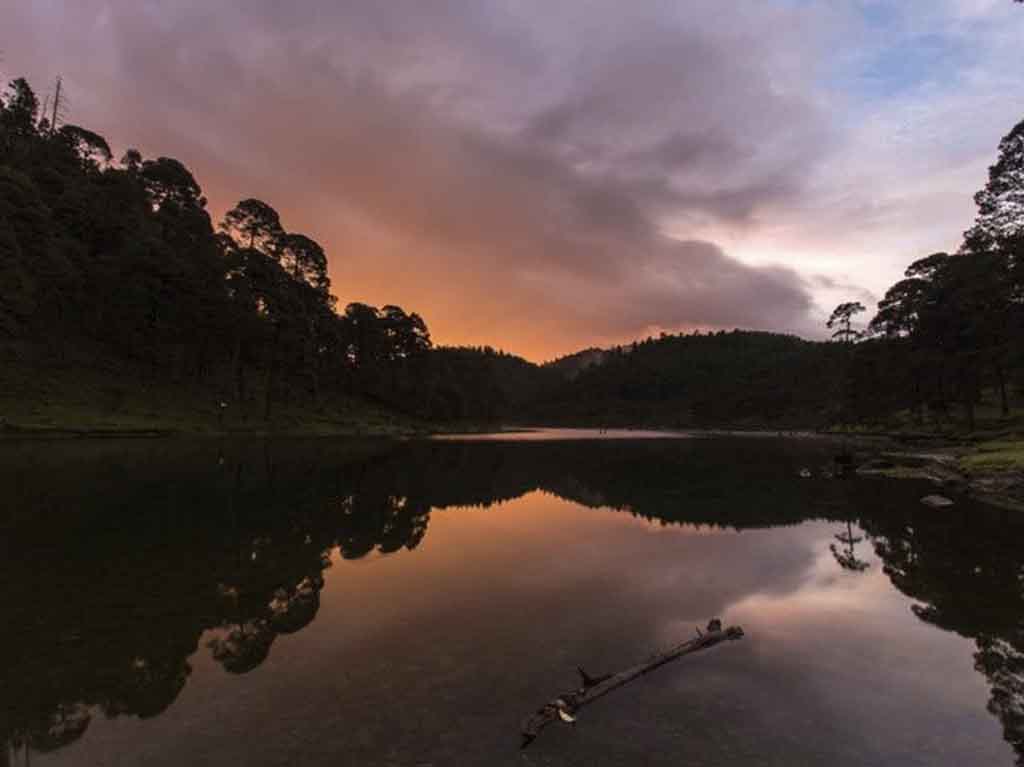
<box><xmin>4</xmin><ymin>0</ymin><xmax>838</xmax><ymax>358</ymax></box>
<box><xmin>811</xmin><ymin>275</ymin><xmax>879</xmax><ymax>311</ymax></box>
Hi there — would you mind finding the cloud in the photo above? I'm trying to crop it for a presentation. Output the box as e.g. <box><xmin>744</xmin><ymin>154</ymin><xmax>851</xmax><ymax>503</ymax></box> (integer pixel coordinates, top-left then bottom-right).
<box><xmin>5</xmin><ymin>1</ymin><xmax>1021</xmax><ymax>358</ymax></box>
<box><xmin>734</xmin><ymin>0</ymin><xmax>1024</xmax><ymax>303</ymax></box>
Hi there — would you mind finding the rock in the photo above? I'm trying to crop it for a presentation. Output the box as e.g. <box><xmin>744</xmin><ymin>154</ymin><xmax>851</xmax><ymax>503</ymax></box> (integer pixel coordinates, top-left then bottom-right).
<box><xmin>921</xmin><ymin>494</ymin><xmax>955</xmax><ymax>509</ymax></box>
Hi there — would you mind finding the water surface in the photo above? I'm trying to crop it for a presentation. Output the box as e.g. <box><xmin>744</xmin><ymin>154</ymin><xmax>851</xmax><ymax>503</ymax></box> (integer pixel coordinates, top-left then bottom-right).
<box><xmin>1</xmin><ymin>431</ymin><xmax>1021</xmax><ymax>766</ymax></box>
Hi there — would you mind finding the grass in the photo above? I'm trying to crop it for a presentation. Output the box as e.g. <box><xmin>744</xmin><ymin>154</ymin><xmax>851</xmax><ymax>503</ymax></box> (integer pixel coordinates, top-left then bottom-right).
<box><xmin>827</xmin><ymin>394</ymin><xmax>1024</xmax><ymax>443</ymax></box>
<box><xmin>960</xmin><ymin>439</ymin><xmax>1024</xmax><ymax>472</ymax></box>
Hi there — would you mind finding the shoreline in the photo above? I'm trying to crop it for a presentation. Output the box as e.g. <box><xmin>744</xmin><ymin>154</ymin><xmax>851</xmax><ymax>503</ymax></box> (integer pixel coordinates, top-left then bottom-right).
<box><xmin>4</xmin><ymin>419</ymin><xmax>1019</xmax><ymax>512</ymax></box>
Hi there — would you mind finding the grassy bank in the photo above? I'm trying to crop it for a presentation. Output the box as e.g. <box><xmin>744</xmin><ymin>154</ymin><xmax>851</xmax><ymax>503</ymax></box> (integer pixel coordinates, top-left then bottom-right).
<box><xmin>0</xmin><ymin>359</ymin><xmax>449</xmax><ymax>438</ymax></box>
<box><xmin>960</xmin><ymin>439</ymin><xmax>1024</xmax><ymax>471</ymax></box>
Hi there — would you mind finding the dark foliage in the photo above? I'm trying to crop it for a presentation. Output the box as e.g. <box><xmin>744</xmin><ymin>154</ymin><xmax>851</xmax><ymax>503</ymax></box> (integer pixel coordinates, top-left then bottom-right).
<box><xmin>528</xmin><ymin>331</ymin><xmax>848</xmax><ymax>428</ymax></box>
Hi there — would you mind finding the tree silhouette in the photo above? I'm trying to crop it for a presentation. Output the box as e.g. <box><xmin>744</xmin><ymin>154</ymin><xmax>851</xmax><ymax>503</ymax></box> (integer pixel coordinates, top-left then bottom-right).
<box><xmin>964</xmin><ymin>118</ymin><xmax>1024</xmax><ymax>249</ymax></box>
<box><xmin>827</xmin><ymin>302</ymin><xmax>866</xmax><ymax>344</ymax></box>
<box><xmin>140</xmin><ymin>156</ymin><xmax>204</xmax><ymax>208</ymax></box>
<box><xmin>0</xmin><ymin>78</ymin><xmax>39</xmax><ymax>139</ymax></box>
<box><xmin>278</xmin><ymin>232</ymin><xmax>329</xmax><ymax>293</ymax></box>
<box><xmin>57</xmin><ymin>124</ymin><xmax>112</xmax><ymax>169</ymax></box>
<box><xmin>222</xmin><ymin>198</ymin><xmax>283</xmax><ymax>254</ymax></box>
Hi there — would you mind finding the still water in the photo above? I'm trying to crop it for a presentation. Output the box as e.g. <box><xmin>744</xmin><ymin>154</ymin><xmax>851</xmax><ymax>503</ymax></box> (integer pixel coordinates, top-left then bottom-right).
<box><xmin>1</xmin><ymin>431</ymin><xmax>1022</xmax><ymax>766</ymax></box>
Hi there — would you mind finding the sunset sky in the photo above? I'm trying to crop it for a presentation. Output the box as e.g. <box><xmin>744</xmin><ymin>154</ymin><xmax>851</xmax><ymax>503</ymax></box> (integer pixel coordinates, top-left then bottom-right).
<box><xmin>6</xmin><ymin>1</ymin><xmax>1024</xmax><ymax>360</ymax></box>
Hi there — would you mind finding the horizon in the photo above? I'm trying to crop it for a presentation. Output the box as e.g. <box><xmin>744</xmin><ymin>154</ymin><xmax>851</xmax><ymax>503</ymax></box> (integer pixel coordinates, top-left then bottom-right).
<box><xmin>6</xmin><ymin>1</ymin><xmax>1024</xmax><ymax>361</ymax></box>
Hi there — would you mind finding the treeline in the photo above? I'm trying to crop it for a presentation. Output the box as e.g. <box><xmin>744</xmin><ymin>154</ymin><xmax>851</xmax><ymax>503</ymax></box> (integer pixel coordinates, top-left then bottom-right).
<box><xmin>0</xmin><ymin>77</ymin><xmax>521</xmax><ymax>424</ymax></box>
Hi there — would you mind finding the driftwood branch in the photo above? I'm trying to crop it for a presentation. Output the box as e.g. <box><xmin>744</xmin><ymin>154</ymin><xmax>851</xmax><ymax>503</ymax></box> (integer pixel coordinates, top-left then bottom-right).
<box><xmin>521</xmin><ymin>618</ymin><xmax>744</xmax><ymax>748</ymax></box>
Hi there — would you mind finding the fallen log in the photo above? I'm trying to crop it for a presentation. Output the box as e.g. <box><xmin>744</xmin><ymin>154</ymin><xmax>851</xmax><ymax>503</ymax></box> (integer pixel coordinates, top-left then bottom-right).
<box><xmin>520</xmin><ymin>618</ymin><xmax>744</xmax><ymax>748</ymax></box>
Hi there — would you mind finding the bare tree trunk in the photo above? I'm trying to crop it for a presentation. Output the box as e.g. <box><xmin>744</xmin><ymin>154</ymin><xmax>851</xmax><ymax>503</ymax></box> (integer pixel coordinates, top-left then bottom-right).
<box><xmin>937</xmin><ymin>359</ymin><xmax>948</xmax><ymax>419</ymax></box>
<box><xmin>520</xmin><ymin>620</ymin><xmax>744</xmax><ymax>748</ymax></box>
<box><xmin>912</xmin><ymin>372</ymin><xmax>924</xmax><ymax>426</ymax></box>
<box><xmin>231</xmin><ymin>336</ymin><xmax>245</xmax><ymax>403</ymax></box>
<box><xmin>995</xmin><ymin>362</ymin><xmax>1010</xmax><ymax>418</ymax></box>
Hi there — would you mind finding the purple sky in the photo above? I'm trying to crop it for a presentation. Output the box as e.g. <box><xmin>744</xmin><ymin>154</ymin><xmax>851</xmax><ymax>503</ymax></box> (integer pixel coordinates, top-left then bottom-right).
<box><xmin>5</xmin><ymin>1</ymin><xmax>1024</xmax><ymax>359</ymax></box>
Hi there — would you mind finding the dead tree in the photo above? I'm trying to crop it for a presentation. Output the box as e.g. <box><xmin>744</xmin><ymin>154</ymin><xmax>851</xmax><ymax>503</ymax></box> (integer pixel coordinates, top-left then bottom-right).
<box><xmin>520</xmin><ymin>618</ymin><xmax>745</xmax><ymax>748</ymax></box>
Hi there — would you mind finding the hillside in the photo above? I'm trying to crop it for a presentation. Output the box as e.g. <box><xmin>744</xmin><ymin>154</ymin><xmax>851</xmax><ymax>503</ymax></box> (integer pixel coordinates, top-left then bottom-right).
<box><xmin>542</xmin><ymin>347</ymin><xmax>612</xmax><ymax>379</ymax></box>
<box><xmin>524</xmin><ymin>331</ymin><xmax>848</xmax><ymax>428</ymax></box>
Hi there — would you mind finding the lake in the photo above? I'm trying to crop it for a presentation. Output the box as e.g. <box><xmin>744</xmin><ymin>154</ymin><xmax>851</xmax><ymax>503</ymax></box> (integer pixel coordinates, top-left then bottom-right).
<box><xmin>1</xmin><ymin>430</ymin><xmax>1022</xmax><ymax>766</ymax></box>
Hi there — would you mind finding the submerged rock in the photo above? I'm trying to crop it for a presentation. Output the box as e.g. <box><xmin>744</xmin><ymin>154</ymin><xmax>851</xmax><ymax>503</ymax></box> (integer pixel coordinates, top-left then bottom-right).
<box><xmin>921</xmin><ymin>494</ymin><xmax>955</xmax><ymax>509</ymax></box>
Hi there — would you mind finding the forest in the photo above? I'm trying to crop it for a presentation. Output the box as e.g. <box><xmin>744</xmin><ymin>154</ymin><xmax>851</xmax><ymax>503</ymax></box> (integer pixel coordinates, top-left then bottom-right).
<box><xmin>0</xmin><ymin>76</ymin><xmax>540</xmax><ymax>430</ymax></box>
<box><xmin>1</xmin><ymin>74</ymin><xmax>1022</xmax><ymax>433</ymax></box>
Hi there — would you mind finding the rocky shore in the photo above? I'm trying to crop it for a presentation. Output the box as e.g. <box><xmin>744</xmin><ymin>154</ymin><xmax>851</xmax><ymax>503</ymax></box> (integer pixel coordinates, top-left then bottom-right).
<box><xmin>854</xmin><ymin>443</ymin><xmax>1024</xmax><ymax>513</ymax></box>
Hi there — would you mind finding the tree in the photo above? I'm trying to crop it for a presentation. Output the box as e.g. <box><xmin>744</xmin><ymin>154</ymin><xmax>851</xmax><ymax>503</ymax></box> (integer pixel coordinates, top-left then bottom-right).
<box><xmin>380</xmin><ymin>305</ymin><xmax>431</xmax><ymax>359</ymax></box>
<box><xmin>0</xmin><ymin>167</ymin><xmax>47</xmax><ymax>335</ymax></box>
<box><xmin>121</xmin><ymin>148</ymin><xmax>143</xmax><ymax>173</ymax></box>
<box><xmin>827</xmin><ymin>302</ymin><xmax>865</xmax><ymax>343</ymax></box>
<box><xmin>961</xmin><ymin>118</ymin><xmax>1024</xmax><ymax>419</ymax></box>
<box><xmin>57</xmin><ymin>125</ymin><xmax>112</xmax><ymax>169</ymax></box>
<box><xmin>964</xmin><ymin>118</ymin><xmax>1024</xmax><ymax>251</ymax></box>
<box><xmin>868</xmin><ymin>254</ymin><xmax>953</xmax><ymax>421</ymax></box>
<box><xmin>221</xmin><ymin>198</ymin><xmax>282</xmax><ymax>254</ymax></box>
<box><xmin>140</xmin><ymin>157</ymin><xmax>204</xmax><ymax>209</ymax></box>
<box><xmin>0</xmin><ymin>78</ymin><xmax>39</xmax><ymax>138</ymax></box>
<box><xmin>934</xmin><ymin>252</ymin><xmax>1013</xmax><ymax>425</ymax></box>
<box><xmin>277</xmin><ymin>232</ymin><xmax>329</xmax><ymax>293</ymax></box>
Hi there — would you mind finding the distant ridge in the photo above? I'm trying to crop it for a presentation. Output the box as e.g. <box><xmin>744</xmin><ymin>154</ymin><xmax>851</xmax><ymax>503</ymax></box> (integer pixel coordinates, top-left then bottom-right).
<box><xmin>543</xmin><ymin>347</ymin><xmax>612</xmax><ymax>380</ymax></box>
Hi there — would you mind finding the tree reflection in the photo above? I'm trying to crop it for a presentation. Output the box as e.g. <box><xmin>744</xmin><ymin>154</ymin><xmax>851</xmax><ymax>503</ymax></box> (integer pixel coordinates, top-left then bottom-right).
<box><xmin>209</xmin><ymin>621</ymin><xmax>276</xmax><ymax>675</ymax></box>
<box><xmin>977</xmin><ymin>636</ymin><xmax>1024</xmax><ymax>760</ymax></box>
<box><xmin>863</xmin><ymin>509</ymin><xmax>1024</xmax><ymax>764</ymax></box>
<box><xmin>830</xmin><ymin>520</ymin><xmax>870</xmax><ymax>572</ymax></box>
<box><xmin>0</xmin><ymin>440</ymin><xmax>432</xmax><ymax>758</ymax></box>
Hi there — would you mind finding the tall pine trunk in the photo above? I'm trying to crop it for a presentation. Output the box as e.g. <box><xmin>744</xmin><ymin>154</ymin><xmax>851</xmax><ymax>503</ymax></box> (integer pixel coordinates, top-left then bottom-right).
<box><xmin>231</xmin><ymin>336</ymin><xmax>245</xmax><ymax>404</ymax></box>
<box><xmin>262</xmin><ymin>323</ymin><xmax>281</xmax><ymax>421</ymax></box>
<box><xmin>994</xmin><ymin>361</ymin><xmax>1009</xmax><ymax>418</ymax></box>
